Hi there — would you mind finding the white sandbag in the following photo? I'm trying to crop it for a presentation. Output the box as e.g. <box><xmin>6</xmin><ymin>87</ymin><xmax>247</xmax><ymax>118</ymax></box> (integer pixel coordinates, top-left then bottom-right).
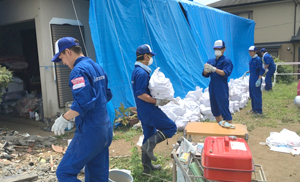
<box><xmin>200</xmin><ymin>106</ymin><xmax>212</xmax><ymax>115</ymax></box>
<box><xmin>234</xmin><ymin>101</ymin><xmax>240</xmax><ymax>112</ymax></box>
<box><xmin>149</xmin><ymin>67</ymin><xmax>174</xmax><ymax>100</ymax></box>
<box><xmin>183</xmin><ymin>98</ymin><xmax>200</xmax><ymax>114</ymax></box>
<box><xmin>160</xmin><ymin>97</ymin><xmax>186</xmax><ymax>120</ymax></box>
<box><xmin>203</xmin><ymin>114</ymin><xmax>215</xmax><ymax>121</ymax></box>
<box><xmin>229</xmin><ymin>102</ymin><xmax>234</xmax><ymax>114</ymax></box>
<box><xmin>175</xmin><ymin>116</ymin><xmax>189</xmax><ymax>131</ymax></box>
<box><xmin>160</xmin><ymin>107</ymin><xmax>178</xmax><ymax>121</ymax></box>
<box><xmin>200</xmin><ymin>92</ymin><xmax>210</xmax><ymax>107</ymax></box>
<box><xmin>185</xmin><ymin>86</ymin><xmax>203</xmax><ymax>101</ymax></box>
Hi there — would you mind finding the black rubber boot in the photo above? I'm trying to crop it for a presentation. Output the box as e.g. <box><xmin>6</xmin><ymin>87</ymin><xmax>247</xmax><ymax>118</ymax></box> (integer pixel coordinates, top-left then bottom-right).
<box><xmin>141</xmin><ymin>131</ymin><xmax>166</xmax><ymax>161</ymax></box>
<box><xmin>142</xmin><ymin>151</ymin><xmax>161</xmax><ymax>174</ymax></box>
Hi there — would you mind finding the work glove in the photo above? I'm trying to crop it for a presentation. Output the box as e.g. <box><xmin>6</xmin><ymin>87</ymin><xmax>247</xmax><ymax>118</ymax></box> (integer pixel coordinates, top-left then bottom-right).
<box><xmin>204</xmin><ymin>64</ymin><xmax>211</xmax><ymax>73</ymax></box>
<box><xmin>205</xmin><ymin>64</ymin><xmax>216</xmax><ymax>73</ymax></box>
<box><xmin>255</xmin><ymin>79</ymin><xmax>261</xmax><ymax>87</ymax></box>
<box><xmin>51</xmin><ymin>114</ymin><xmax>69</xmax><ymax>136</ymax></box>
<box><xmin>155</xmin><ymin>99</ymin><xmax>170</xmax><ymax>106</ymax></box>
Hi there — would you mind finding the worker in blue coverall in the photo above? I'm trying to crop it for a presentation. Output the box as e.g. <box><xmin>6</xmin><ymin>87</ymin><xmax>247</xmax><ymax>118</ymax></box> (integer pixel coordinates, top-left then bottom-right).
<box><xmin>51</xmin><ymin>37</ymin><xmax>113</xmax><ymax>182</ymax></box>
<box><xmin>261</xmin><ymin>48</ymin><xmax>275</xmax><ymax>91</ymax></box>
<box><xmin>242</xmin><ymin>46</ymin><xmax>265</xmax><ymax>114</ymax></box>
<box><xmin>202</xmin><ymin>40</ymin><xmax>234</xmax><ymax>128</ymax></box>
<box><xmin>131</xmin><ymin>44</ymin><xmax>177</xmax><ymax>174</ymax></box>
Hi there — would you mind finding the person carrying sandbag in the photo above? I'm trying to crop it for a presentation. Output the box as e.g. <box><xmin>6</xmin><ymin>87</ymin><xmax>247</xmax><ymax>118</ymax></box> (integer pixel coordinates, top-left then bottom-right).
<box><xmin>131</xmin><ymin>44</ymin><xmax>177</xmax><ymax>174</ymax></box>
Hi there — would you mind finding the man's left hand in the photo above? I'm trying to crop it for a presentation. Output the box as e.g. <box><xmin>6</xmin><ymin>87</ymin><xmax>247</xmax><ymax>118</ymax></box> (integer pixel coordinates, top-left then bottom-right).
<box><xmin>255</xmin><ymin>79</ymin><xmax>261</xmax><ymax>87</ymax></box>
<box><xmin>206</xmin><ymin>64</ymin><xmax>216</xmax><ymax>73</ymax></box>
<box><xmin>51</xmin><ymin>114</ymin><xmax>69</xmax><ymax>136</ymax></box>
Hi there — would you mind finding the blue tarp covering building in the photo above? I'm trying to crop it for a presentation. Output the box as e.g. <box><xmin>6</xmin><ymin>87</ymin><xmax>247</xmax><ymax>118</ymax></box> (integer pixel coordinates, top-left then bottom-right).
<box><xmin>89</xmin><ymin>0</ymin><xmax>255</xmax><ymax>122</ymax></box>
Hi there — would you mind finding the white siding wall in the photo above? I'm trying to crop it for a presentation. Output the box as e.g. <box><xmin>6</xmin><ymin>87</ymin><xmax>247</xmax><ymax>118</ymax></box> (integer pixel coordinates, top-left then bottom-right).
<box><xmin>222</xmin><ymin>1</ymin><xmax>295</xmax><ymax>43</ymax></box>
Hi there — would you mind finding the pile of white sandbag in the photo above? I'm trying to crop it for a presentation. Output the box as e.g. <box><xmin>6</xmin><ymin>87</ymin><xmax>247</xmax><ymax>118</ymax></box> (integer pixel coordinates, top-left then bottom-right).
<box><xmin>149</xmin><ymin>68</ymin><xmax>265</xmax><ymax>131</ymax></box>
<box><xmin>159</xmin><ymin>76</ymin><xmax>254</xmax><ymax>131</ymax></box>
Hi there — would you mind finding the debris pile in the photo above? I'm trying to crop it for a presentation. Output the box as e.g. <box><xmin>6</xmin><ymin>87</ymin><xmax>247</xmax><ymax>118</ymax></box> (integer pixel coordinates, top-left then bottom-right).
<box><xmin>0</xmin><ymin>129</ymin><xmax>84</xmax><ymax>181</ymax></box>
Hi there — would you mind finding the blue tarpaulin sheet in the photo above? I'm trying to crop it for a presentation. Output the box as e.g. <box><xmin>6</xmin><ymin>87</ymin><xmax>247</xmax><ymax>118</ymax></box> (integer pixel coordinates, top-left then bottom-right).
<box><xmin>89</xmin><ymin>0</ymin><xmax>255</xmax><ymax>121</ymax></box>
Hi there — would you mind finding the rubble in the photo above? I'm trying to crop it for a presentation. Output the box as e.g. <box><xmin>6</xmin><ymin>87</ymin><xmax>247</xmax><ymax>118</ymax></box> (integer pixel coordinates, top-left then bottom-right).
<box><xmin>0</xmin><ymin>129</ymin><xmax>85</xmax><ymax>181</ymax></box>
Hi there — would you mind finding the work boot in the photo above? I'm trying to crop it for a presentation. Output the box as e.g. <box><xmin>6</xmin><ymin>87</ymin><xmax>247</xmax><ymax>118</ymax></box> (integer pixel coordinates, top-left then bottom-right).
<box><xmin>142</xmin><ymin>151</ymin><xmax>161</xmax><ymax>174</ymax></box>
<box><xmin>141</xmin><ymin>131</ymin><xmax>166</xmax><ymax>161</ymax></box>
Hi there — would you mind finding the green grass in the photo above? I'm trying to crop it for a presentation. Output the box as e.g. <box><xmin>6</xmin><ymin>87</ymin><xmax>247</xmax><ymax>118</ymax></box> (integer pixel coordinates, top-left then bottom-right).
<box><xmin>234</xmin><ymin>82</ymin><xmax>299</xmax><ymax>130</ymax></box>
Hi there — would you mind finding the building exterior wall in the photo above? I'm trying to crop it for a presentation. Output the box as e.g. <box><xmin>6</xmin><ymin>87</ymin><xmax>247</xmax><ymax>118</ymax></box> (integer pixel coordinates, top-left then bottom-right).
<box><xmin>222</xmin><ymin>1</ymin><xmax>295</xmax><ymax>43</ymax></box>
<box><xmin>279</xmin><ymin>43</ymin><xmax>294</xmax><ymax>62</ymax></box>
<box><xmin>0</xmin><ymin>0</ymin><xmax>96</xmax><ymax>118</ymax></box>
<box><xmin>219</xmin><ymin>1</ymin><xmax>300</xmax><ymax>63</ymax></box>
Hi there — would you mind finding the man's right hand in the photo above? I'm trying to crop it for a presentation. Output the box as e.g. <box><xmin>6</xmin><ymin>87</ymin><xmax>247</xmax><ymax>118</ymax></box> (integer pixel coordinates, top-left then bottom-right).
<box><xmin>204</xmin><ymin>64</ymin><xmax>211</xmax><ymax>73</ymax></box>
<box><xmin>155</xmin><ymin>99</ymin><xmax>170</xmax><ymax>106</ymax></box>
<box><xmin>51</xmin><ymin>114</ymin><xmax>69</xmax><ymax>136</ymax></box>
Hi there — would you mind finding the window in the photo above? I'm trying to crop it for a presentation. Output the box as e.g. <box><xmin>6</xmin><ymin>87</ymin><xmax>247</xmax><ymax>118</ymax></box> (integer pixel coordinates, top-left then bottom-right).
<box><xmin>232</xmin><ymin>11</ymin><xmax>253</xmax><ymax>20</ymax></box>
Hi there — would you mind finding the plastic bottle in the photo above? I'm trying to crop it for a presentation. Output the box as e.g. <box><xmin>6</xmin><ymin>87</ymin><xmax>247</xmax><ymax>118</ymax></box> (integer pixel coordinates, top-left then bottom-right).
<box><xmin>29</xmin><ymin>110</ymin><xmax>34</xmax><ymax>119</ymax></box>
<box><xmin>35</xmin><ymin>112</ymin><xmax>39</xmax><ymax>121</ymax></box>
<box><xmin>31</xmin><ymin>111</ymin><xmax>35</xmax><ymax>119</ymax></box>
<box><xmin>29</xmin><ymin>109</ymin><xmax>32</xmax><ymax>119</ymax></box>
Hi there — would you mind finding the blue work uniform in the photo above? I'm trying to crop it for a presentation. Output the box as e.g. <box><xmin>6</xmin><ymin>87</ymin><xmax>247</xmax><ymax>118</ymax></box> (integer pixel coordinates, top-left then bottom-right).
<box><xmin>56</xmin><ymin>57</ymin><xmax>113</xmax><ymax>182</ymax></box>
<box><xmin>131</xmin><ymin>65</ymin><xmax>177</xmax><ymax>143</ymax></box>
<box><xmin>263</xmin><ymin>53</ymin><xmax>275</xmax><ymax>91</ymax></box>
<box><xmin>249</xmin><ymin>55</ymin><xmax>265</xmax><ymax>114</ymax></box>
<box><xmin>202</xmin><ymin>55</ymin><xmax>233</xmax><ymax>121</ymax></box>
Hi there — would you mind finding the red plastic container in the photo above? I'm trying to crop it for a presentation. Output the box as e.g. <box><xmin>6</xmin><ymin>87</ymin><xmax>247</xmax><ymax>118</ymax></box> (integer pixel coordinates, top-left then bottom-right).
<box><xmin>201</xmin><ymin>136</ymin><xmax>254</xmax><ymax>182</ymax></box>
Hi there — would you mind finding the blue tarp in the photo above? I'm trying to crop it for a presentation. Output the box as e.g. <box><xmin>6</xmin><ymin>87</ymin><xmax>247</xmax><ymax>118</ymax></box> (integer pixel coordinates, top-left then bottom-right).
<box><xmin>89</xmin><ymin>0</ymin><xmax>255</xmax><ymax>120</ymax></box>
<box><xmin>180</xmin><ymin>0</ymin><xmax>255</xmax><ymax>79</ymax></box>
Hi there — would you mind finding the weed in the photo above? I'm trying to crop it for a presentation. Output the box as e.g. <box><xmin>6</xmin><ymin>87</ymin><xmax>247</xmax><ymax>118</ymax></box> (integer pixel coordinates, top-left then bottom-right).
<box><xmin>113</xmin><ymin>126</ymin><xmax>143</xmax><ymax>141</ymax></box>
<box><xmin>109</xmin><ymin>144</ymin><xmax>173</xmax><ymax>182</ymax></box>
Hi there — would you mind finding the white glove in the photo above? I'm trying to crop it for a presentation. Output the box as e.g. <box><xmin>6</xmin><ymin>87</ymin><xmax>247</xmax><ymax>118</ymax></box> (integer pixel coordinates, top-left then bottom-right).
<box><xmin>155</xmin><ymin>99</ymin><xmax>170</xmax><ymax>106</ymax></box>
<box><xmin>205</xmin><ymin>64</ymin><xmax>216</xmax><ymax>73</ymax></box>
<box><xmin>51</xmin><ymin>114</ymin><xmax>69</xmax><ymax>136</ymax></box>
<box><xmin>204</xmin><ymin>64</ymin><xmax>211</xmax><ymax>73</ymax></box>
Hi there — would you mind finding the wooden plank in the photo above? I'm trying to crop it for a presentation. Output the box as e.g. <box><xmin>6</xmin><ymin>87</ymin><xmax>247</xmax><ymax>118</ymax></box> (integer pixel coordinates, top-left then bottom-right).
<box><xmin>0</xmin><ymin>173</ymin><xmax>38</xmax><ymax>182</ymax></box>
<box><xmin>185</xmin><ymin>122</ymin><xmax>248</xmax><ymax>138</ymax></box>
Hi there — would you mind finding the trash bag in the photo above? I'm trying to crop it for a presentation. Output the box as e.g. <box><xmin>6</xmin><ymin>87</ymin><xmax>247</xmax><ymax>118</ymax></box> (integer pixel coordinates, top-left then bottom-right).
<box><xmin>15</xmin><ymin>94</ymin><xmax>41</xmax><ymax>117</ymax></box>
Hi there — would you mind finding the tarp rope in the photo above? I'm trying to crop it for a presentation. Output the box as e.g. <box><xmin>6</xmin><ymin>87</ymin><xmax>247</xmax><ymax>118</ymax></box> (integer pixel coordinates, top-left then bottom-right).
<box><xmin>71</xmin><ymin>0</ymin><xmax>89</xmax><ymax>57</ymax></box>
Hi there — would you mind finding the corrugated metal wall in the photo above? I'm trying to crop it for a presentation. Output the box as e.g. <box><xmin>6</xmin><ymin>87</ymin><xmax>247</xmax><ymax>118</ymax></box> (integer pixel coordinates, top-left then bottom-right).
<box><xmin>50</xmin><ymin>24</ymin><xmax>85</xmax><ymax>108</ymax></box>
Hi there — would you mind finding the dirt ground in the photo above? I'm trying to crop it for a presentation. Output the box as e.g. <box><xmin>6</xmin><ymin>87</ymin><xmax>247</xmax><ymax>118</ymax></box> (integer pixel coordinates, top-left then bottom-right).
<box><xmin>1</xmin><ymin>114</ymin><xmax>300</xmax><ymax>182</ymax></box>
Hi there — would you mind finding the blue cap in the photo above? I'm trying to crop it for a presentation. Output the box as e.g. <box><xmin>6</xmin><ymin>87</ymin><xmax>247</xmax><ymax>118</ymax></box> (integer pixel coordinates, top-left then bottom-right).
<box><xmin>248</xmin><ymin>46</ymin><xmax>257</xmax><ymax>51</ymax></box>
<box><xmin>213</xmin><ymin>40</ymin><xmax>225</xmax><ymax>49</ymax></box>
<box><xmin>260</xmin><ymin>48</ymin><xmax>266</xmax><ymax>53</ymax></box>
<box><xmin>136</xmin><ymin>44</ymin><xmax>156</xmax><ymax>57</ymax></box>
<box><xmin>51</xmin><ymin>37</ymin><xmax>80</xmax><ymax>62</ymax></box>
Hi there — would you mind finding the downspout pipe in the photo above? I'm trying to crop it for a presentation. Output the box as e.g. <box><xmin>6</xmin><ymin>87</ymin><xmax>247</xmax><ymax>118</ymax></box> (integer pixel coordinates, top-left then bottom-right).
<box><xmin>293</xmin><ymin>0</ymin><xmax>297</xmax><ymax>63</ymax></box>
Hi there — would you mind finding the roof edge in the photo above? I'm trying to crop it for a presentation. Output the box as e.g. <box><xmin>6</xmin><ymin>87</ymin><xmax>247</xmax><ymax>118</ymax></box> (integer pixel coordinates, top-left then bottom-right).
<box><xmin>209</xmin><ymin>0</ymin><xmax>289</xmax><ymax>9</ymax></box>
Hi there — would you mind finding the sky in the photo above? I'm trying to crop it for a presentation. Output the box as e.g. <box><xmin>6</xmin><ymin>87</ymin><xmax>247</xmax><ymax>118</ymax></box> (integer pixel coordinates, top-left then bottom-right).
<box><xmin>193</xmin><ymin>0</ymin><xmax>220</xmax><ymax>5</ymax></box>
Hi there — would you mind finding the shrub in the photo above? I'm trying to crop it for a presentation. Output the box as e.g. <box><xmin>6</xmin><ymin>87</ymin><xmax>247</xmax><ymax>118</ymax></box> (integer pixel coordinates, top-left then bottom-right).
<box><xmin>273</xmin><ymin>56</ymin><xmax>294</xmax><ymax>84</ymax></box>
<box><xmin>0</xmin><ymin>65</ymin><xmax>13</xmax><ymax>104</ymax></box>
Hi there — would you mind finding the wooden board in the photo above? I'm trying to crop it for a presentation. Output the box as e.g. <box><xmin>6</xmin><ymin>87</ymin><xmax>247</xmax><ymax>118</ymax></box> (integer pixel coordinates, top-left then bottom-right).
<box><xmin>185</xmin><ymin>122</ymin><xmax>248</xmax><ymax>138</ymax></box>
